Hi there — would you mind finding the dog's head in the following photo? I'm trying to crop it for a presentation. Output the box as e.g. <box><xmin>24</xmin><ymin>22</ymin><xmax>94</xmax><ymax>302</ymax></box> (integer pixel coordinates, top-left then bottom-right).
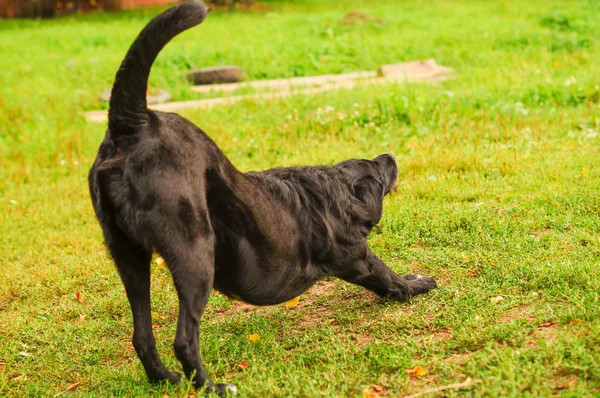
<box><xmin>336</xmin><ymin>153</ymin><xmax>398</xmax><ymax>229</ymax></box>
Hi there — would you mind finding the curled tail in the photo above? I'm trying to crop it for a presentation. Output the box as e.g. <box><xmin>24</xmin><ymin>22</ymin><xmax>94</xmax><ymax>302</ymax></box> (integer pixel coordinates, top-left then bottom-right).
<box><xmin>108</xmin><ymin>0</ymin><xmax>208</xmax><ymax>136</ymax></box>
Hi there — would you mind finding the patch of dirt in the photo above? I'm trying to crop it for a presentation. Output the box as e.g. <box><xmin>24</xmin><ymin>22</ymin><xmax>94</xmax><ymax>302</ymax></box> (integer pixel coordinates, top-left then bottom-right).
<box><xmin>306</xmin><ymin>279</ymin><xmax>339</xmax><ymax>297</ymax></box>
<box><xmin>208</xmin><ymin>279</ymin><xmax>345</xmax><ymax>320</ymax></box>
<box><xmin>498</xmin><ymin>305</ymin><xmax>536</xmax><ymax>324</ymax></box>
<box><xmin>298</xmin><ymin>305</ymin><xmax>339</xmax><ymax>328</ymax></box>
<box><xmin>525</xmin><ymin>322</ymin><xmax>559</xmax><ymax>349</ymax></box>
<box><xmin>553</xmin><ymin>373</ymin><xmax>578</xmax><ymax>392</ymax></box>
<box><xmin>443</xmin><ymin>351</ymin><xmax>477</xmax><ymax>365</ymax></box>
<box><xmin>340</xmin><ymin>11</ymin><xmax>383</xmax><ymax>25</ymax></box>
<box><xmin>530</xmin><ymin>227</ymin><xmax>552</xmax><ymax>240</ymax></box>
<box><xmin>416</xmin><ymin>328</ymin><xmax>452</xmax><ymax>344</ymax></box>
<box><xmin>350</xmin><ymin>333</ymin><xmax>372</xmax><ymax>349</ymax></box>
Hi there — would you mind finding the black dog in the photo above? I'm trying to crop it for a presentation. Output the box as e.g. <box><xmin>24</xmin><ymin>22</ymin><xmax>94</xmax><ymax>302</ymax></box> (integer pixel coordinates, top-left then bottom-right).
<box><xmin>88</xmin><ymin>1</ymin><xmax>437</xmax><ymax>395</ymax></box>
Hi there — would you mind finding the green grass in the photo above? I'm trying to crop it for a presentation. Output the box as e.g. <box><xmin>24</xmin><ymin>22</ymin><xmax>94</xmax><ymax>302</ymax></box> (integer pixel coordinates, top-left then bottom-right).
<box><xmin>1</xmin><ymin>0</ymin><xmax>600</xmax><ymax>396</ymax></box>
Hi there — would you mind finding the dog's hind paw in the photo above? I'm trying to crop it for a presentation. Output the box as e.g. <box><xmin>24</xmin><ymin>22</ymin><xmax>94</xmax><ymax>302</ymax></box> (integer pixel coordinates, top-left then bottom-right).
<box><xmin>207</xmin><ymin>383</ymin><xmax>237</xmax><ymax>396</ymax></box>
<box><xmin>149</xmin><ymin>370</ymin><xmax>182</xmax><ymax>384</ymax></box>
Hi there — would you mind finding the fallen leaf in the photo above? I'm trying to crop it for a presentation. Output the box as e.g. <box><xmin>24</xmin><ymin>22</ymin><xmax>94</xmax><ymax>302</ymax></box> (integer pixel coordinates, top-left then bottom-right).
<box><xmin>238</xmin><ymin>361</ymin><xmax>249</xmax><ymax>369</ymax></box>
<box><xmin>461</xmin><ymin>255</ymin><xmax>470</xmax><ymax>262</ymax></box>
<box><xmin>75</xmin><ymin>291</ymin><xmax>82</xmax><ymax>303</ymax></box>
<box><xmin>371</xmin><ymin>385</ymin><xmax>384</xmax><ymax>393</ymax></box>
<box><xmin>284</xmin><ymin>296</ymin><xmax>300</xmax><ymax>308</ymax></box>
<box><xmin>64</xmin><ymin>381</ymin><xmax>82</xmax><ymax>391</ymax></box>
<box><xmin>491</xmin><ymin>296</ymin><xmax>504</xmax><ymax>304</ymax></box>
<box><xmin>79</xmin><ymin>314</ymin><xmax>87</xmax><ymax>321</ymax></box>
<box><xmin>11</xmin><ymin>374</ymin><xmax>26</xmax><ymax>381</ymax></box>
<box><xmin>531</xmin><ymin>291</ymin><xmax>539</xmax><ymax>297</ymax></box>
<box><xmin>363</xmin><ymin>390</ymin><xmax>380</xmax><ymax>398</ymax></box>
<box><xmin>248</xmin><ymin>334</ymin><xmax>260</xmax><ymax>342</ymax></box>
<box><xmin>406</xmin><ymin>366</ymin><xmax>428</xmax><ymax>378</ymax></box>
<box><xmin>541</xmin><ymin>322</ymin><xmax>554</xmax><ymax>328</ymax></box>
<box><xmin>188</xmin><ymin>391</ymin><xmax>196</xmax><ymax>397</ymax></box>
<box><xmin>582</xmin><ymin>167</ymin><xmax>590</xmax><ymax>177</ymax></box>
<box><xmin>18</xmin><ymin>352</ymin><xmax>31</xmax><ymax>358</ymax></box>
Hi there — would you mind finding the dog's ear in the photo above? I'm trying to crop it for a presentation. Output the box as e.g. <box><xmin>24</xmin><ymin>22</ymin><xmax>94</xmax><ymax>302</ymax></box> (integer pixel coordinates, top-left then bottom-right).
<box><xmin>352</xmin><ymin>175</ymin><xmax>384</xmax><ymax>227</ymax></box>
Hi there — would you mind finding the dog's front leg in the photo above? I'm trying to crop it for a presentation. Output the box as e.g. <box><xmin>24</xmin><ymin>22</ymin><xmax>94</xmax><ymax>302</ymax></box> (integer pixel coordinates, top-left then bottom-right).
<box><xmin>338</xmin><ymin>248</ymin><xmax>437</xmax><ymax>301</ymax></box>
<box><xmin>163</xmin><ymin>239</ymin><xmax>237</xmax><ymax>396</ymax></box>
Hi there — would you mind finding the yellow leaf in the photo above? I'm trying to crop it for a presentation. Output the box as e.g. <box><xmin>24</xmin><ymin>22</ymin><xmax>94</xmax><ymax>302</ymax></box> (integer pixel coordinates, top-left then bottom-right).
<box><xmin>491</xmin><ymin>296</ymin><xmax>504</xmax><ymax>304</ymax></box>
<box><xmin>582</xmin><ymin>167</ymin><xmax>590</xmax><ymax>177</ymax></box>
<box><xmin>249</xmin><ymin>334</ymin><xmax>260</xmax><ymax>342</ymax></box>
<box><xmin>284</xmin><ymin>296</ymin><xmax>300</xmax><ymax>308</ymax></box>
<box><xmin>406</xmin><ymin>366</ymin><xmax>428</xmax><ymax>377</ymax></box>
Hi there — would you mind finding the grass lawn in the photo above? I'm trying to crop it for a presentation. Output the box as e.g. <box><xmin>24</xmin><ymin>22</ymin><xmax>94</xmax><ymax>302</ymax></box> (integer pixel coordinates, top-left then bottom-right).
<box><xmin>1</xmin><ymin>0</ymin><xmax>599</xmax><ymax>396</ymax></box>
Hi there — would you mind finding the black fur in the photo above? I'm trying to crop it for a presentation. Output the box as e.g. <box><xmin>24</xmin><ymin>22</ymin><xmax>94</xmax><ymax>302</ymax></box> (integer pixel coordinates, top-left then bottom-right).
<box><xmin>88</xmin><ymin>1</ymin><xmax>437</xmax><ymax>394</ymax></box>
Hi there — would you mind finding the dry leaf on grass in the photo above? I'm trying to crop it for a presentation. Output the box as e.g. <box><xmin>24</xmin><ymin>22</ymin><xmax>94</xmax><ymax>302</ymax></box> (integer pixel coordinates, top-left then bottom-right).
<box><xmin>284</xmin><ymin>296</ymin><xmax>300</xmax><ymax>308</ymax></box>
<box><xmin>248</xmin><ymin>334</ymin><xmax>260</xmax><ymax>342</ymax></box>
<box><xmin>363</xmin><ymin>384</ymin><xmax>386</xmax><ymax>397</ymax></box>
<box><xmin>406</xmin><ymin>366</ymin><xmax>428</xmax><ymax>378</ymax></box>
<box><xmin>64</xmin><ymin>382</ymin><xmax>81</xmax><ymax>392</ymax></box>
<box><xmin>238</xmin><ymin>361</ymin><xmax>249</xmax><ymax>369</ymax></box>
<box><xmin>53</xmin><ymin>381</ymin><xmax>82</xmax><ymax>397</ymax></box>
<box><xmin>490</xmin><ymin>296</ymin><xmax>503</xmax><ymax>304</ymax></box>
<box><xmin>75</xmin><ymin>291</ymin><xmax>82</xmax><ymax>303</ymax></box>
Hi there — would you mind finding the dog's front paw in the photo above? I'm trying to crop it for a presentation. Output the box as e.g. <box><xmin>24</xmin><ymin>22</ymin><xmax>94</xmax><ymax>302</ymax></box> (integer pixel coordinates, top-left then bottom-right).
<box><xmin>207</xmin><ymin>383</ymin><xmax>237</xmax><ymax>396</ymax></box>
<box><xmin>403</xmin><ymin>274</ymin><xmax>437</xmax><ymax>296</ymax></box>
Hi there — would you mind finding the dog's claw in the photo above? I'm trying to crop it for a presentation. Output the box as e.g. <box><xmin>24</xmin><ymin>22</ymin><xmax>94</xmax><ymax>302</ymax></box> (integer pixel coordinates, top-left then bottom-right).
<box><xmin>207</xmin><ymin>383</ymin><xmax>237</xmax><ymax>396</ymax></box>
<box><xmin>403</xmin><ymin>274</ymin><xmax>437</xmax><ymax>295</ymax></box>
<box><xmin>168</xmin><ymin>371</ymin><xmax>182</xmax><ymax>384</ymax></box>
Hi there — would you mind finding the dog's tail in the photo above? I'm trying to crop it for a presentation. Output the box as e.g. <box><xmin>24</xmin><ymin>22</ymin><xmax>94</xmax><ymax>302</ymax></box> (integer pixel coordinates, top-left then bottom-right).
<box><xmin>108</xmin><ymin>0</ymin><xmax>208</xmax><ymax>137</ymax></box>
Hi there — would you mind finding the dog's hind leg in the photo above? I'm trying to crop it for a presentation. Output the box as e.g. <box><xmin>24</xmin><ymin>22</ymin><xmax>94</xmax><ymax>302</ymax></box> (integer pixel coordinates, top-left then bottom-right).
<box><xmin>160</xmin><ymin>237</ymin><xmax>237</xmax><ymax>396</ymax></box>
<box><xmin>338</xmin><ymin>248</ymin><xmax>437</xmax><ymax>302</ymax></box>
<box><xmin>107</xmin><ymin>236</ymin><xmax>181</xmax><ymax>383</ymax></box>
